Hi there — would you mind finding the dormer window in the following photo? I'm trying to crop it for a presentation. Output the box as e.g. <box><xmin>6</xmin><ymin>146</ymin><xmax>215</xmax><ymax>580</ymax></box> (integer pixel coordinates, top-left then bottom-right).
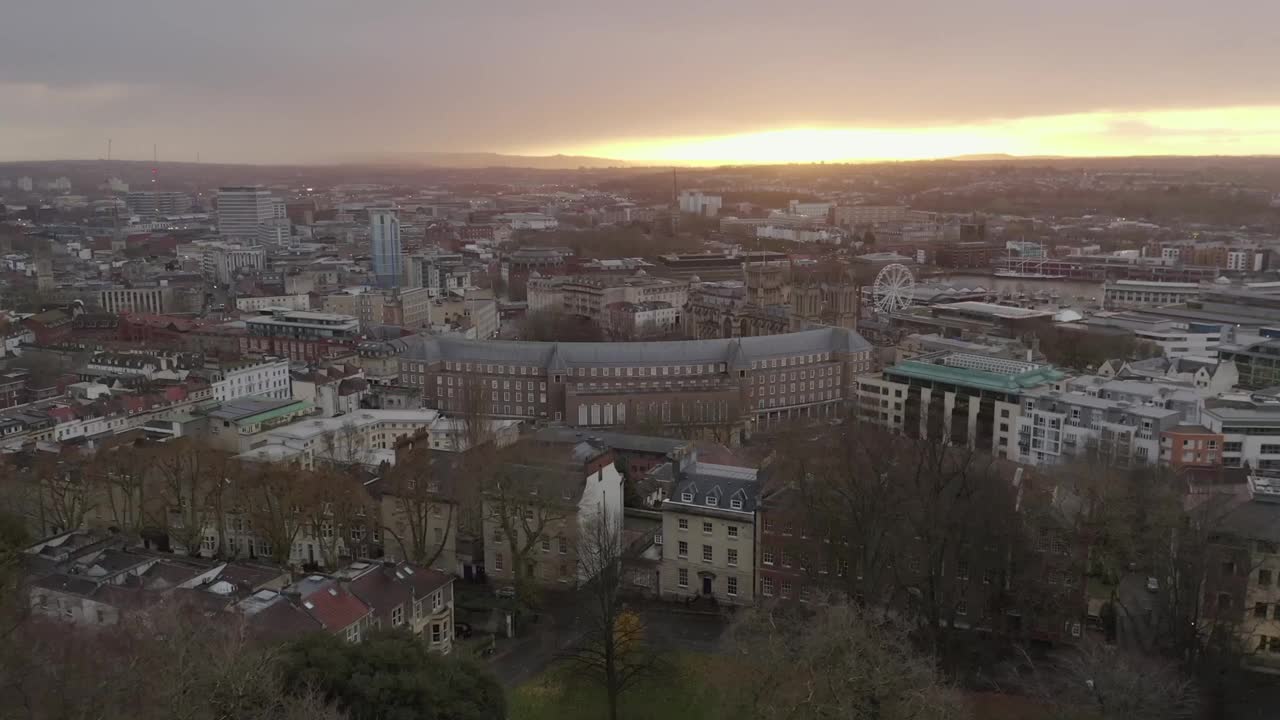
<box><xmin>681</xmin><ymin>492</ymin><xmax>693</xmax><ymax>503</ymax></box>
<box><xmin>730</xmin><ymin>498</ymin><xmax>743</xmax><ymax>510</ymax></box>
<box><xmin>706</xmin><ymin>496</ymin><xmax>717</xmax><ymax>507</ymax></box>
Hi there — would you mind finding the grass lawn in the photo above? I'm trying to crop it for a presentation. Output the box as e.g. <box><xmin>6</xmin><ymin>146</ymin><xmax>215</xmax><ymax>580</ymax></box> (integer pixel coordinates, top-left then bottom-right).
<box><xmin>508</xmin><ymin>654</ymin><xmax>722</xmax><ymax>720</ymax></box>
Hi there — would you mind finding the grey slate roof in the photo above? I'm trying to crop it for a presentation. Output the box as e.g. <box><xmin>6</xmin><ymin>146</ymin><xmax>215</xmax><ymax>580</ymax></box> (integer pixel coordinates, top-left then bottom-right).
<box><xmin>666</xmin><ymin>462</ymin><xmax>761</xmax><ymax>516</ymax></box>
<box><xmin>401</xmin><ymin>327</ymin><xmax>870</xmax><ymax>369</ymax></box>
<box><xmin>534</xmin><ymin>427</ymin><xmax>691</xmax><ymax>456</ymax></box>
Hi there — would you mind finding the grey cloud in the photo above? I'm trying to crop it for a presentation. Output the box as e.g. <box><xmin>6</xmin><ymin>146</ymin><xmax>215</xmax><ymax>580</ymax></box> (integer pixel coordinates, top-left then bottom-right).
<box><xmin>2</xmin><ymin>0</ymin><xmax>1279</xmax><ymax>162</ymax></box>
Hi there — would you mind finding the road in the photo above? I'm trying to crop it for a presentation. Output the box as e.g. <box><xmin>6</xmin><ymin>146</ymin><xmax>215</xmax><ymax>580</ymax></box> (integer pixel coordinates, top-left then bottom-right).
<box><xmin>1114</xmin><ymin>573</ymin><xmax>1157</xmax><ymax>652</ymax></box>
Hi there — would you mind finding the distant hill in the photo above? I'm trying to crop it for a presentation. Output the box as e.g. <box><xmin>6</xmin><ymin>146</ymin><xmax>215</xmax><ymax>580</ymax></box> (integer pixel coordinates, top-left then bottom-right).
<box><xmin>340</xmin><ymin>151</ymin><xmax>628</xmax><ymax>169</ymax></box>
<box><xmin>945</xmin><ymin>153</ymin><xmax>1068</xmax><ymax>161</ymax></box>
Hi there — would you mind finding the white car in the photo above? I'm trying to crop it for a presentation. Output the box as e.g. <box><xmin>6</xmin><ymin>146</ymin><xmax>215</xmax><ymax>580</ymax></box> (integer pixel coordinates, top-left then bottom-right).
<box><xmin>1146</xmin><ymin>576</ymin><xmax>1159</xmax><ymax>593</ymax></box>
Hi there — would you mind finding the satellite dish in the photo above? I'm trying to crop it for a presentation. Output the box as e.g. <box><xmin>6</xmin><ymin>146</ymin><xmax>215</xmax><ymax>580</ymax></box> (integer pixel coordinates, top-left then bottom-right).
<box><xmin>872</xmin><ymin>263</ymin><xmax>915</xmax><ymax>314</ymax></box>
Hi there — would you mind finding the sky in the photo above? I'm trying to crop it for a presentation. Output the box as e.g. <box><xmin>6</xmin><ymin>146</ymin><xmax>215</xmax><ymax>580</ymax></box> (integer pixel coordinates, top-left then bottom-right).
<box><xmin>3</xmin><ymin>0</ymin><xmax>1280</xmax><ymax>166</ymax></box>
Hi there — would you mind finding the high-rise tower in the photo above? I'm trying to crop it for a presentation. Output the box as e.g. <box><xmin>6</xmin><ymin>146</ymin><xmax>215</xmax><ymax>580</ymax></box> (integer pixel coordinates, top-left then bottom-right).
<box><xmin>369</xmin><ymin>206</ymin><xmax>402</xmax><ymax>289</ymax></box>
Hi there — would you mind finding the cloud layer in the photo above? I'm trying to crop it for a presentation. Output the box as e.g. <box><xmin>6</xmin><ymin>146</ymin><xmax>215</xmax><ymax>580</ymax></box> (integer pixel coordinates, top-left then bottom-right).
<box><xmin>3</xmin><ymin>0</ymin><xmax>1278</xmax><ymax>163</ymax></box>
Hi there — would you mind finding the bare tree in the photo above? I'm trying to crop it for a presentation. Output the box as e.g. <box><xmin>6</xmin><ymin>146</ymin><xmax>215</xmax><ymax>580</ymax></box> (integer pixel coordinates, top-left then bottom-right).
<box><xmin>381</xmin><ymin>448</ymin><xmax>457</xmax><ymax>569</ymax></box>
<box><xmin>1002</xmin><ymin>637</ymin><xmax>1199</xmax><ymax>720</ymax></box>
<box><xmin>88</xmin><ymin>442</ymin><xmax>153</xmax><ymax>537</ymax></box>
<box><xmin>240</xmin><ymin>461</ymin><xmax>311</xmax><ymax>565</ymax></box>
<box><xmin>151</xmin><ymin>439</ymin><xmax>226</xmax><ymax>554</ymax></box>
<box><xmin>301</xmin><ymin>466</ymin><xmax>375</xmax><ymax>568</ymax></box>
<box><xmin>717</xmin><ymin>603</ymin><xmax>970</xmax><ymax>720</ymax></box>
<box><xmin>483</xmin><ymin>445</ymin><xmax>575</xmax><ymax>601</ymax></box>
<box><xmin>558</xmin><ymin>512</ymin><xmax>661</xmax><ymax>720</ymax></box>
<box><xmin>28</xmin><ymin>453</ymin><xmax>95</xmax><ymax>536</ymax></box>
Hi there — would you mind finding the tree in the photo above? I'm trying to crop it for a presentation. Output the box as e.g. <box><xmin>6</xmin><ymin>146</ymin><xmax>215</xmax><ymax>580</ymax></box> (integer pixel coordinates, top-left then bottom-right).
<box><xmin>281</xmin><ymin>629</ymin><xmax>505</xmax><ymax>720</ymax></box>
<box><xmin>558</xmin><ymin>513</ymin><xmax>661</xmax><ymax>720</ymax></box>
<box><xmin>0</xmin><ymin>600</ymin><xmax>347</xmax><ymax>720</ymax></box>
<box><xmin>1003</xmin><ymin>638</ymin><xmax>1199</xmax><ymax>720</ymax></box>
<box><xmin>381</xmin><ymin>448</ymin><xmax>458</xmax><ymax>569</ymax></box>
<box><xmin>88</xmin><ymin>441</ymin><xmax>154</xmax><ymax>537</ymax></box>
<box><xmin>483</xmin><ymin>444</ymin><xmax>575</xmax><ymax>602</ymax></box>
<box><xmin>519</xmin><ymin>309</ymin><xmax>604</xmax><ymax>342</ymax></box>
<box><xmin>301</xmin><ymin>466</ymin><xmax>375</xmax><ymax>568</ymax></box>
<box><xmin>151</xmin><ymin>439</ymin><xmax>229</xmax><ymax>554</ymax></box>
<box><xmin>240</xmin><ymin>461</ymin><xmax>311</xmax><ymax>565</ymax></box>
<box><xmin>716</xmin><ymin>603</ymin><xmax>970</xmax><ymax>720</ymax></box>
<box><xmin>28</xmin><ymin>452</ymin><xmax>95</xmax><ymax>536</ymax></box>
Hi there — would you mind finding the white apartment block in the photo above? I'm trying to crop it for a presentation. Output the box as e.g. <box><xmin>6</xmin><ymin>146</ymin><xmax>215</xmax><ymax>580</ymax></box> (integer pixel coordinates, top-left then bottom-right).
<box><xmin>1202</xmin><ymin>394</ymin><xmax>1280</xmax><ymax>472</ymax></box>
<box><xmin>235</xmin><ymin>294</ymin><xmax>312</xmax><ymax>312</ymax></box>
<box><xmin>217</xmin><ymin>186</ymin><xmax>277</xmax><ymax>241</ymax></box>
<box><xmin>679</xmin><ymin>190</ymin><xmax>723</xmax><ymax>217</ymax></box>
<box><xmin>98</xmin><ymin>286</ymin><xmax>173</xmax><ymax>314</ymax></box>
<box><xmin>211</xmin><ymin>358</ymin><xmax>291</xmax><ymax>403</ymax></box>
<box><xmin>833</xmin><ymin>205</ymin><xmax>909</xmax><ymax>227</ymax></box>
<box><xmin>202</xmin><ymin>243</ymin><xmax>267</xmax><ymax>284</ymax></box>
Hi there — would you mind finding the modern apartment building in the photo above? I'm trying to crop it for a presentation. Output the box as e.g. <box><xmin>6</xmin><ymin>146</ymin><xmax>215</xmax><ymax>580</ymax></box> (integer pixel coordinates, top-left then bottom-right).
<box><xmin>857</xmin><ymin>351</ymin><xmax>1066</xmax><ymax>459</ymax></box>
<box><xmin>202</xmin><ymin>243</ymin><xmax>266</xmax><ymax>284</ymax></box>
<box><xmin>217</xmin><ymin>186</ymin><xmax>277</xmax><ymax>242</ymax></box>
<box><xmin>1218</xmin><ymin>340</ymin><xmax>1280</xmax><ymax>390</ymax></box>
<box><xmin>126</xmin><ymin>191</ymin><xmax>192</xmax><ymax>216</ymax></box>
<box><xmin>1202</xmin><ymin>392</ymin><xmax>1280</xmax><ymax>472</ymax></box>
<box><xmin>369</xmin><ymin>207</ymin><xmax>402</xmax><ymax>289</ymax></box>
<box><xmin>678</xmin><ymin>190</ymin><xmax>722</xmax><ymax>217</ymax></box>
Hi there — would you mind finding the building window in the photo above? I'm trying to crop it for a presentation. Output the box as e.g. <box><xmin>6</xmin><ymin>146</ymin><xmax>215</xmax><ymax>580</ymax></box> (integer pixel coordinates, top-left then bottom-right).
<box><xmin>957</xmin><ymin>601</ymin><xmax>968</xmax><ymax>616</ymax></box>
<box><xmin>781</xmin><ymin>581</ymin><xmax>792</xmax><ymax>598</ymax></box>
<box><xmin>703</xmin><ymin>521</ymin><xmax>713</xmax><ymax>534</ymax></box>
<box><xmin>558</xmin><ymin>536</ymin><xmax>567</xmax><ymax>554</ymax></box>
<box><xmin>681</xmin><ymin>492</ymin><xmax>693</xmax><ymax>502</ymax></box>
<box><xmin>678</xmin><ymin>541</ymin><xmax>688</xmax><ymax>558</ymax></box>
<box><xmin>702</xmin><ymin>544</ymin><xmax>713</xmax><ymax>563</ymax></box>
<box><xmin>762</xmin><ymin>577</ymin><xmax>775</xmax><ymax>596</ymax></box>
<box><xmin>730</xmin><ymin>498</ymin><xmax>743</xmax><ymax>510</ymax></box>
<box><xmin>678</xmin><ymin>518</ymin><xmax>688</xmax><ymax>531</ymax></box>
<box><xmin>727</xmin><ymin>525</ymin><xmax>738</xmax><ymax>539</ymax></box>
<box><xmin>727</xmin><ymin>548</ymin><xmax>738</xmax><ymax>567</ymax></box>
<box><xmin>495</xmin><ymin>552</ymin><xmax>504</xmax><ymax>571</ymax></box>
<box><xmin>678</xmin><ymin>568</ymin><xmax>689</xmax><ymax>588</ymax></box>
<box><xmin>727</xmin><ymin>576</ymin><xmax>738</xmax><ymax>596</ymax></box>
<box><xmin>705</xmin><ymin>496</ymin><xmax>717</xmax><ymax>507</ymax></box>
<box><xmin>392</xmin><ymin>605</ymin><xmax>404</xmax><ymax>626</ymax></box>
<box><xmin>431</xmin><ymin>623</ymin><xmax>442</xmax><ymax>643</ymax></box>
<box><xmin>763</xmin><ymin>549</ymin><xmax>774</xmax><ymax>566</ymax></box>
<box><xmin>541</xmin><ymin>537</ymin><xmax>550</xmax><ymax>552</ymax></box>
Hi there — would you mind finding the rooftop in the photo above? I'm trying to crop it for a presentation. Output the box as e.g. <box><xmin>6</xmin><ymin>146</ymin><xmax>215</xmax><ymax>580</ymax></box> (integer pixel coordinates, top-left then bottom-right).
<box><xmin>934</xmin><ymin>301</ymin><xmax>1056</xmax><ymax>320</ymax></box>
<box><xmin>886</xmin><ymin>351</ymin><xmax>1064</xmax><ymax>393</ymax></box>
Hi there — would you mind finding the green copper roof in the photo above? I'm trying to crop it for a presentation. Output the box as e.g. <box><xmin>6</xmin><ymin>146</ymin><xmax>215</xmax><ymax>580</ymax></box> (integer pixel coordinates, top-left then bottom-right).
<box><xmin>886</xmin><ymin>359</ymin><xmax>1065</xmax><ymax>393</ymax></box>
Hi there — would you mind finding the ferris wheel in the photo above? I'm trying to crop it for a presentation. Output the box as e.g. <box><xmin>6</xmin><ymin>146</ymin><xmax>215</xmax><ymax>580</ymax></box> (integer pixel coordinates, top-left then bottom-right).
<box><xmin>872</xmin><ymin>263</ymin><xmax>915</xmax><ymax>314</ymax></box>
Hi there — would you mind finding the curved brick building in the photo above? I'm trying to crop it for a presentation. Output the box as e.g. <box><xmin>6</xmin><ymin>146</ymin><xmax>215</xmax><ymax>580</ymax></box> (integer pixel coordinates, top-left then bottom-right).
<box><xmin>398</xmin><ymin>327</ymin><xmax>872</xmax><ymax>432</ymax></box>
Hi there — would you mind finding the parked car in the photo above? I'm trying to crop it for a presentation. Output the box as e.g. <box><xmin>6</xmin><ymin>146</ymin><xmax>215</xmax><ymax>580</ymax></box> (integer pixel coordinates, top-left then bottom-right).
<box><xmin>495</xmin><ymin>585</ymin><xmax>516</xmax><ymax>599</ymax></box>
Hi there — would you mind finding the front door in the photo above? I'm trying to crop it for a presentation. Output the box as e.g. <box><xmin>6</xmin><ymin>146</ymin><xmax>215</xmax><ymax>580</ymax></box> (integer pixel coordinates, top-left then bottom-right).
<box><xmin>701</xmin><ymin>576</ymin><xmax>712</xmax><ymax>596</ymax></box>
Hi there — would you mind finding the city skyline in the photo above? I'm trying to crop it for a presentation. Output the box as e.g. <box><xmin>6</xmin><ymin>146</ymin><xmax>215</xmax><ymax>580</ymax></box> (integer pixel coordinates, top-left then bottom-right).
<box><xmin>4</xmin><ymin>1</ymin><xmax>1280</xmax><ymax>165</ymax></box>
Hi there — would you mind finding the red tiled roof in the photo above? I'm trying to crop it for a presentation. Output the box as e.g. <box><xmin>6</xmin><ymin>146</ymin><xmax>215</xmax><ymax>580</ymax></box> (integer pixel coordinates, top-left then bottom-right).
<box><xmin>301</xmin><ymin>583</ymin><xmax>371</xmax><ymax>632</ymax></box>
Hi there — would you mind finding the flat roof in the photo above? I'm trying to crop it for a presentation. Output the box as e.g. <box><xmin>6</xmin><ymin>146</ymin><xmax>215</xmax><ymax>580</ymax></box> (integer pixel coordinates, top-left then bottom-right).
<box><xmin>935</xmin><ymin>301</ymin><xmax>1055</xmax><ymax>319</ymax></box>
